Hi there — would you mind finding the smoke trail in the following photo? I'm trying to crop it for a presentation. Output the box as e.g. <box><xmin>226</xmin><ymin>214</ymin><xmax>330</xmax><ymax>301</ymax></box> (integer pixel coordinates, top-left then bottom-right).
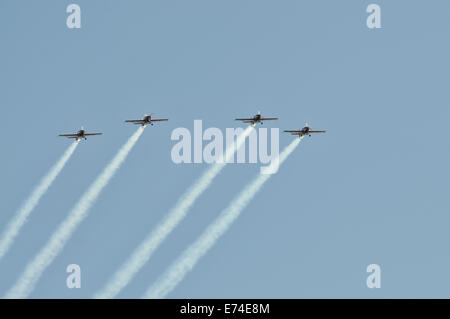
<box><xmin>144</xmin><ymin>137</ymin><xmax>302</xmax><ymax>298</ymax></box>
<box><xmin>0</xmin><ymin>141</ymin><xmax>79</xmax><ymax>262</ymax></box>
<box><xmin>95</xmin><ymin>125</ymin><xmax>254</xmax><ymax>299</ymax></box>
<box><xmin>5</xmin><ymin>127</ymin><xmax>145</xmax><ymax>299</ymax></box>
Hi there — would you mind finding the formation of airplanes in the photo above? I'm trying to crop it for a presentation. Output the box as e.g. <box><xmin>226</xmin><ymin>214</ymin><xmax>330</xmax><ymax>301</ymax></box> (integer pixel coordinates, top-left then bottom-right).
<box><xmin>59</xmin><ymin>113</ymin><xmax>326</xmax><ymax>141</ymax></box>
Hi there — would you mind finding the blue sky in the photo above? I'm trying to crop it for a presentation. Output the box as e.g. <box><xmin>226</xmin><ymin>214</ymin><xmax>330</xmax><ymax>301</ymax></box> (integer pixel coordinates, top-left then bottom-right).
<box><xmin>0</xmin><ymin>0</ymin><xmax>449</xmax><ymax>298</ymax></box>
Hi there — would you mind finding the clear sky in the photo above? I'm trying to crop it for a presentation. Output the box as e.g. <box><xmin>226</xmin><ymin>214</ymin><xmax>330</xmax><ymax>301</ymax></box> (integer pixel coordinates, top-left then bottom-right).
<box><xmin>0</xmin><ymin>0</ymin><xmax>449</xmax><ymax>298</ymax></box>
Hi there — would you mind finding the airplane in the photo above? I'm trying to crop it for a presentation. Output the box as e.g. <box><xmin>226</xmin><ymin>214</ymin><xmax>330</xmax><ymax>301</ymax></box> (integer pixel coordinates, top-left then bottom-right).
<box><xmin>235</xmin><ymin>111</ymin><xmax>278</xmax><ymax>125</ymax></box>
<box><xmin>59</xmin><ymin>127</ymin><xmax>103</xmax><ymax>141</ymax></box>
<box><xmin>284</xmin><ymin>123</ymin><xmax>326</xmax><ymax>137</ymax></box>
<box><xmin>125</xmin><ymin>114</ymin><xmax>168</xmax><ymax>127</ymax></box>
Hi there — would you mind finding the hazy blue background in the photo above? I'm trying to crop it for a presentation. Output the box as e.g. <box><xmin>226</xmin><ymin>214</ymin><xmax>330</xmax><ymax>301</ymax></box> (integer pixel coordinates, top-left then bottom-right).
<box><xmin>0</xmin><ymin>0</ymin><xmax>449</xmax><ymax>298</ymax></box>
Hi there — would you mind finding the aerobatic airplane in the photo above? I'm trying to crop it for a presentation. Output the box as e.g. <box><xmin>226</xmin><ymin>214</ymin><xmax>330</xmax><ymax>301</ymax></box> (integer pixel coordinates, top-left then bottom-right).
<box><xmin>235</xmin><ymin>111</ymin><xmax>278</xmax><ymax>125</ymax></box>
<box><xmin>125</xmin><ymin>114</ymin><xmax>168</xmax><ymax>127</ymax></box>
<box><xmin>59</xmin><ymin>127</ymin><xmax>103</xmax><ymax>141</ymax></box>
<box><xmin>284</xmin><ymin>123</ymin><xmax>326</xmax><ymax>137</ymax></box>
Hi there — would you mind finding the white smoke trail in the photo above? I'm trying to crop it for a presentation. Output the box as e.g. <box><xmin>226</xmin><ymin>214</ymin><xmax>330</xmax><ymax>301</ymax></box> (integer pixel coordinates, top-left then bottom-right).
<box><xmin>94</xmin><ymin>125</ymin><xmax>254</xmax><ymax>299</ymax></box>
<box><xmin>5</xmin><ymin>127</ymin><xmax>145</xmax><ymax>299</ymax></box>
<box><xmin>143</xmin><ymin>137</ymin><xmax>302</xmax><ymax>298</ymax></box>
<box><xmin>0</xmin><ymin>141</ymin><xmax>79</xmax><ymax>262</ymax></box>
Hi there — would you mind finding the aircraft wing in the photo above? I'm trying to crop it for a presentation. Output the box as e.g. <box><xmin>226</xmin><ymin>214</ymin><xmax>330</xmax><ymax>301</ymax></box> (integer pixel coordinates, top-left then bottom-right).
<box><xmin>260</xmin><ymin>117</ymin><xmax>278</xmax><ymax>120</ymax></box>
<box><xmin>125</xmin><ymin>120</ymin><xmax>145</xmax><ymax>124</ymax></box>
<box><xmin>284</xmin><ymin>130</ymin><xmax>301</xmax><ymax>133</ymax></box>
<box><xmin>59</xmin><ymin>134</ymin><xmax>78</xmax><ymax>138</ymax></box>
<box><xmin>235</xmin><ymin>118</ymin><xmax>254</xmax><ymax>122</ymax></box>
<box><xmin>84</xmin><ymin>133</ymin><xmax>103</xmax><ymax>136</ymax></box>
<box><xmin>151</xmin><ymin>118</ymin><xmax>169</xmax><ymax>121</ymax></box>
<box><xmin>309</xmin><ymin>130</ymin><xmax>326</xmax><ymax>133</ymax></box>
